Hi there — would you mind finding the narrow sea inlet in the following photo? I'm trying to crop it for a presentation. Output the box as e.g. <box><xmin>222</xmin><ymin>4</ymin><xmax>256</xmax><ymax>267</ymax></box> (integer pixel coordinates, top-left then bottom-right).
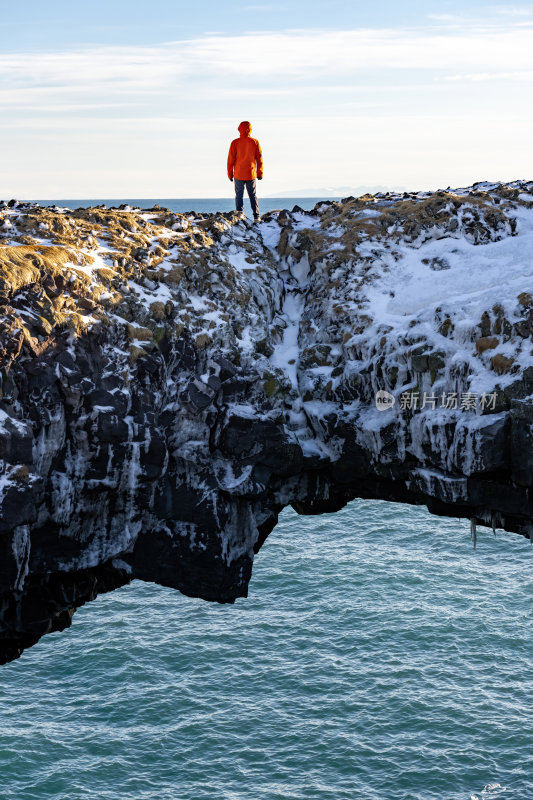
<box><xmin>1</xmin><ymin>499</ymin><xmax>531</xmax><ymax>800</ymax></box>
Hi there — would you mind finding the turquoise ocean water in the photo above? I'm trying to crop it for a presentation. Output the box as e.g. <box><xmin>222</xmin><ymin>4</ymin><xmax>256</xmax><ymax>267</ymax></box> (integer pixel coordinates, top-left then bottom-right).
<box><xmin>0</xmin><ymin>500</ymin><xmax>531</xmax><ymax>800</ymax></box>
<box><xmin>33</xmin><ymin>197</ymin><xmax>334</xmax><ymax>214</ymax></box>
<box><xmin>1</xmin><ymin>199</ymin><xmax>531</xmax><ymax>799</ymax></box>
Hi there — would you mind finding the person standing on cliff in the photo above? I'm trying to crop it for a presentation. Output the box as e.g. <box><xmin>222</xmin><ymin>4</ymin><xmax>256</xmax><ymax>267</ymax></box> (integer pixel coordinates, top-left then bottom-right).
<box><xmin>227</xmin><ymin>121</ymin><xmax>263</xmax><ymax>223</ymax></box>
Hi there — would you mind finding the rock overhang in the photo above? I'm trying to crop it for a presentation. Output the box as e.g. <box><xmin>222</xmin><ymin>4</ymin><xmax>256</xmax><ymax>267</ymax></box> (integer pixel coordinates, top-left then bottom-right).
<box><xmin>0</xmin><ymin>181</ymin><xmax>532</xmax><ymax>663</ymax></box>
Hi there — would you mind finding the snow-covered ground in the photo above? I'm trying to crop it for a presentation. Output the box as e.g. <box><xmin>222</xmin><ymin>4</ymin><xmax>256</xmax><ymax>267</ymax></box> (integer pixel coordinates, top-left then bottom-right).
<box><xmin>1</xmin><ymin>181</ymin><xmax>532</xmax><ymax>484</ymax></box>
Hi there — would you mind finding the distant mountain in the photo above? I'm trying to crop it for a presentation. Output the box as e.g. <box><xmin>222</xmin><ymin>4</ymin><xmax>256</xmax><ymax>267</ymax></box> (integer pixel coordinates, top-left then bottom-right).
<box><xmin>266</xmin><ymin>184</ymin><xmax>406</xmax><ymax>198</ymax></box>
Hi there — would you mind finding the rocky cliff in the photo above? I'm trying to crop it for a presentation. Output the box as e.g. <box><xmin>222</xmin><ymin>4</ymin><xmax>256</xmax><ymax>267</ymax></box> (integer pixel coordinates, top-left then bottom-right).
<box><xmin>1</xmin><ymin>181</ymin><xmax>532</xmax><ymax>664</ymax></box>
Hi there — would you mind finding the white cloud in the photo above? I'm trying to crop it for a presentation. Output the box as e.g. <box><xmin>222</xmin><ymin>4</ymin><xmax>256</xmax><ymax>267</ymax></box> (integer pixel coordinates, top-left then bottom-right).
<box><xmin>491</xmin><ymin>5</ymin><xmax>533</xmax><ymax>15</ymax></box>
<box><xmin>2</xmin><ymin>17</ymin><xmax>532</xmax><ymax>196</ymax></box>
<box><xmin>428</xmin><ymin>5</ymin><xmax>533</xmax><ymax>22</ymax></box>
<box><xmin>438</xmin><ymin>70</ymin><xmax>533</xmax><ymax>82</ymax></box>
<box><xmin>1</xmin><ymin>21</ymin><xmax>532</xmax><ymax>104</ymax></box>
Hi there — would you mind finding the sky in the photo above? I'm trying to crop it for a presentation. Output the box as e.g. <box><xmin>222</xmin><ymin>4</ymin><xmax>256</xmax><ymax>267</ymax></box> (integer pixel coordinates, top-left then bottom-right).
<box><xmin>1</xmin><ymin>0</ymin><xmax>532</xmax><ymax>198</ymax></box>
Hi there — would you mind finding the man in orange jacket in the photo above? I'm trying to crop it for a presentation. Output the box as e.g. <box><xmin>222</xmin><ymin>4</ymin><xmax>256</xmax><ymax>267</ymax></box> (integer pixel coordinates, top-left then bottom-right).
<box><xmin>227</xmin><ymin>121</ymin><xmax>263</xmax><ymax>222</ymax></box>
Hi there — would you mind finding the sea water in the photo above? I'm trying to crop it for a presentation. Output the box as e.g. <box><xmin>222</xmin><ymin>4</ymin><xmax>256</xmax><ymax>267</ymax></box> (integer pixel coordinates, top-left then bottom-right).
<box><xmin>1</xmin><ymin>198</ymin><xmax>531</xmax><ymax>799</ymax></box>
<box><xmin>33</xmin><ymin>197</ymin><xmax>334</xmax><ymax>214</ymax></box>
<box><xmin>0</xmin><ymin>500</ymin><xmax>531</xmax><ymax>800</ymax></box>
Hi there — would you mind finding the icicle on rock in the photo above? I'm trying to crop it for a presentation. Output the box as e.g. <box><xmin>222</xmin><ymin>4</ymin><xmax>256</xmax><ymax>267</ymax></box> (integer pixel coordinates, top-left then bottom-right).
<box><xmin>470</xmin><ymin>518</ymin><xmax>477</xmax><ymax>551</ymax></box>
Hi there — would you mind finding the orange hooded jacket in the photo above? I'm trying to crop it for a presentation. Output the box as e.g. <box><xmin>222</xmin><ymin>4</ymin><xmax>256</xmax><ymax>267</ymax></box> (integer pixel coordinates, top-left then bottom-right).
<box><xmin>227</xmin><ymin>121</ymin><xmax>263</xmax><ymax>181</ymax></box>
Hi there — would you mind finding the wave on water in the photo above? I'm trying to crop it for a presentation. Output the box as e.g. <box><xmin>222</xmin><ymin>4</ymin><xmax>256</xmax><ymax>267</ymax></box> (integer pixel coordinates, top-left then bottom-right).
<box><xmin>0</xmin><ymin>499</ymin><xmax>531</xmax><ymax>800</ymax></box>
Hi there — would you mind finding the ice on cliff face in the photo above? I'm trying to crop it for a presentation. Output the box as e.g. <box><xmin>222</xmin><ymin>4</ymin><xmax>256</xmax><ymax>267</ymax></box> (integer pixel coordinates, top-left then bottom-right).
<box><xmin>2</xmin><ymin>184</ymin><xmax>533</xmax><ymax>472</ymax></box>
<box><xmin>2</xmin><ymin>183</ymin><xmax>533</xmax><ymax>663</ymax></box>
<box><xmin>1</xmin><ymin>182</ymin><xmax>533</xmax><ymax>579</ymax></box>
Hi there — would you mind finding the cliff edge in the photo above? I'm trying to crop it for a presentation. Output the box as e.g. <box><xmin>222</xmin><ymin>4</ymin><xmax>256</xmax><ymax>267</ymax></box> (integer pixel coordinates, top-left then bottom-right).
<box><xmin>1</xmin><ymin>181</ymin><xmax>532</xmax><ymax>663</ymax></box>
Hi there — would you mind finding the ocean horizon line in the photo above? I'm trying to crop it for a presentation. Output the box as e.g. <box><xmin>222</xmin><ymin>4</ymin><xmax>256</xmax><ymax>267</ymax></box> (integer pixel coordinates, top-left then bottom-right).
<box><xmin>15</xmin><ymin>196</ymin><xmax>345</xmax><ymax>214</ymax></box>
<box><xmin>30</xmin><ymin>195</ymin><xmax>338</xmax><ymax>203</ymax></box>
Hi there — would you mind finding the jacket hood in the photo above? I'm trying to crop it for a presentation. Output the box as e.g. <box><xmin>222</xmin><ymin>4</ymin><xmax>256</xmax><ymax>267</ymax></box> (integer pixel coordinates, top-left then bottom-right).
<box><xmin>238</xmin><ymin>121</ymin><xmax>252</xmax><ymax>136</ymax></box>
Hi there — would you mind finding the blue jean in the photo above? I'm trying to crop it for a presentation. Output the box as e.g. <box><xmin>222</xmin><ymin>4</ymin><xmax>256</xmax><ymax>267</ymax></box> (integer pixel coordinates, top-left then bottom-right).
<box><xmin>234</xmin><ymin>178</ymin><xmax>259</xmax><ymax>217</ymax></box>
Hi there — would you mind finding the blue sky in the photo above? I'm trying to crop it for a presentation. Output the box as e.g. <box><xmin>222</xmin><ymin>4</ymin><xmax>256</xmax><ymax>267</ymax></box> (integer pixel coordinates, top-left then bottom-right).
<box><xmin>1</xmin><ymin>1</ymin><xmax>532</xmax><ymax>198</ymax></box>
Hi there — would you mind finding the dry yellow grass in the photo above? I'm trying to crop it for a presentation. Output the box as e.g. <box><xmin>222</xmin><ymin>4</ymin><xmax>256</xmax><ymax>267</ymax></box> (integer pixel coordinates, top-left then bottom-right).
<box><xmin>0</xmin><ymin>244</ymin><xmax>90</xmax><ymax>295</ymax></box>
<box><xmin>491</xmin><ymin>353</ymin><xmax>515</xmax><ymax>374</ymax></box>
<box><xmin>127</xmin><ymin>324</ymin><xmax>154</xmax><ymax>342</ymax></box>
<box><xmin>476</xmin><ymin>336</ymin><xmax>499</xmax><ymax>354</ymax></box>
